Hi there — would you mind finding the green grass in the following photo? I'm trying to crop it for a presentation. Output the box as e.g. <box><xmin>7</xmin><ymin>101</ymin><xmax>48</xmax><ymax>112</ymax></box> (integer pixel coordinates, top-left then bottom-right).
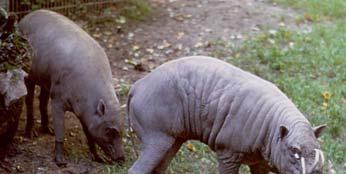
<box><xmin>273</xmin><ymin>0</ymin><xmax>346</xmax><ymax>21</ymax></box>
<box><xmin>104</xmin><ymin>0</ymin><xmax>346</xmax><ymax>173</ymax></box>
<box><xmin>119</xmin><ymin>0</ymin><xmax>152</xmax><ymax>21</ymax></box>
<box><xmin>226</xmin><ymin>23</ymin><xmax>346</xmax><ymax>166</ymax></box>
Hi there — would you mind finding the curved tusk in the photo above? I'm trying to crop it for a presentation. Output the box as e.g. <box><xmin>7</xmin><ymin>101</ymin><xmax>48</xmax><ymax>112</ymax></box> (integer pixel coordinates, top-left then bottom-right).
<box><xmin>312</xmin><ymin>149</ymin><xmax>320</xmax><ymax>169</ymax></box>
<box><xmin>301</xmin><ymin>157</ymin><xmax>306</xmax><ymax>174</ymax></box>
<box><xmin>318</xmin><ymin>149</ymin><xmax>325</xmax><ymax>165</ymax></box>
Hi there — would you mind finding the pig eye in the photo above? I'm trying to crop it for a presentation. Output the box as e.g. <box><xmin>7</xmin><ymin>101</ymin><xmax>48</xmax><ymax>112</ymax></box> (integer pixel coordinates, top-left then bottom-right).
<box><xmin>290</xmin><ymin>147</ymin><xmax>302</xmax><ymax>159</ymax></box>
<box><xmin>294</xmin><ymin>153</ymin><xmax>300</xmax><ymax>159</ymax></box>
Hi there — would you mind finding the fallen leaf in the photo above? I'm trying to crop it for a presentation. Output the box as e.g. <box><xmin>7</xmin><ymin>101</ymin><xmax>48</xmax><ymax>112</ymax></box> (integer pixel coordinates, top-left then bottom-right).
<box><xmin>133</xmin><ymin>45</ymin><xmax>140</xmax><ymax>51</ymax></box>
<box><xmin>104</xmin><ymin>31</ymin><xmax>112</xmax><ymax>36</ymax></box>
<box><xmin>194</xmin><ymin>42</ymin><xmax>203</xmax><ymax>48</ymax></box>
<box><xmin>116</xmin><ymin>16</ymin><xmax>126</xmax><ymax>24</ymax></box>
<box><xmin>92</xmin><ymin>33</ymin><xmax>101</xmax><ymax>38</ymax></box>
<box><xmin>157</xmin><ymin>40</ymin><xmax>171</xmax><ymax>49</ymax></box>
<box><xmin>176</xmin><ymin>32</ymin><xmax>185</xmax><ymax>39</ymax></box>
<box><xmin>186</xmin><ymin>143</ymin><xmax>196</xmax><ymax>152</ymax></box>
<box><xmin>279</xmin><ymin>22</ymin><xmax>286</xmax><ymax>27</ymax></box>
<box><xmin>146</xmin><ymin>48</ymin><xmax>154</xmax><ymax>54</ymax></box>
<box><xmin>268</xmin><ymin>29</ymin><xmax>277</xmax><ymax>36</ymax></box>
<box><xmin>304</xmin><ymin>13</ymin><xmax>313</xmax><ymax>22</ymax></box>
<box><xmin>128</xmin><ymin>32</ymin><xmax>134</xmax><ymax>39</ymax></box>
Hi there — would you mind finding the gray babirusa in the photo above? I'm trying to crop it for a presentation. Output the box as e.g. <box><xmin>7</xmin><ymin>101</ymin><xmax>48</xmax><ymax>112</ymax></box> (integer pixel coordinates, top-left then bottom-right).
<box><xmin>127</xmin><ymin>56</ymin><xmax>326</xmax><ymax>174</ymax></box>
<box><xmin>19</xmin><ymin>10</ymin><xmax>125</xmax><ymax>166</ymax></box>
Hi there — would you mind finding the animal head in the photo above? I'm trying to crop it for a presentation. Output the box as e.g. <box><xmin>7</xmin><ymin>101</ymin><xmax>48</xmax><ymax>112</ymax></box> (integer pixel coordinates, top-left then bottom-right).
<box><xmin>88</xmin><ymin>99</ymin><xmax>125</xmax><ymax>163</ymax></box>
<box><xmin>276</xmin><ymin>124</ymin><xmax>327</xmax><ymax>174</ymax></box>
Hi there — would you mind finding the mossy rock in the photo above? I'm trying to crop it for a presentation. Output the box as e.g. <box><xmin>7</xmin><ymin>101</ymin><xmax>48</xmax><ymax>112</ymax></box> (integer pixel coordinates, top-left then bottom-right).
<box><xmin>0</xmin><ymin>94</ymin><xmax>23</xmax><ymax>160</ymax></box>
<box><xmin>0</xmin><ymin>9</ymin><xmax>28</xmax><ymax>160</ymax></box>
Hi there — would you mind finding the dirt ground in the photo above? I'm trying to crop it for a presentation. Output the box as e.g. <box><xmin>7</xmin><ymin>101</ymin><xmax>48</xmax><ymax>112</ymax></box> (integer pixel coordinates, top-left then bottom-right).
<box><xmin>1</xmin><ymin>0</ymin><xmax>306</xmax><ymax>173</ymax></box>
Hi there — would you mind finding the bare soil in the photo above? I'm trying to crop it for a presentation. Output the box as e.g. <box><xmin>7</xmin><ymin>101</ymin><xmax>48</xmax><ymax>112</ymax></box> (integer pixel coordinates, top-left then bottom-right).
<box><xmin>1</xmin><ymin>0</ymin><xmax>305</xmax><ymax>173</ymax></box>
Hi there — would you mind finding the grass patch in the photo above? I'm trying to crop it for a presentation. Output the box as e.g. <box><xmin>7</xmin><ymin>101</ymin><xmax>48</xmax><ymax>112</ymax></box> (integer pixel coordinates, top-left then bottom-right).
<box><xmin>273</xmin><ymin>0</ymin><xmax>346</xmax><ymax>21</ymax></box>
<box><xmin>119</xmin><ymin>0</ymin><xmax>152</xmax><ymax>21</ymax></box>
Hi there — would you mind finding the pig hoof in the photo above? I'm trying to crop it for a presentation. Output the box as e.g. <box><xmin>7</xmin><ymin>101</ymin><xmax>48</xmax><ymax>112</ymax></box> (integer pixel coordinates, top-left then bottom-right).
<box><xmin>24</xmin><ymin>130</ymin><xmax>37</xmax><ymax>139</ymax></box>
<box><xmin>40</xmin><ymin>126</ymin><xmax>54</xmax><ymax>135</ymax></box>
<box><xmin>24</xmin><ymin>132</ymin><xmax>32</xmax><ymax>139</ymax></box>
<box><xmin>91</xmin><ymin>154</ymin><xmax>104</xmax><ymax>163</ymax></box>
<box><xmin>114</xmin><ymin>156</ymin><xmax>125</xmax><ymax>164</ymax></box>
<box><xmin>55</xmin><ymin>159</ymin><xmax>67</xmax><ymax>168</ymax></box>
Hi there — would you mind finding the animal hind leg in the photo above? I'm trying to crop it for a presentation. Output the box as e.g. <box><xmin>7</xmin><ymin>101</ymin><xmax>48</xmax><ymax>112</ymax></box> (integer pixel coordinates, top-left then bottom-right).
<box><xmin>128</xmin><ymin>134</ymin><xmax>177</xmax><ymax>174</ymax></box>
<box><xmin>24</xmin><ymin>77</ymin><xmax>35</xmax><ymax>138</ymax></box>
<box><xmin>39</xmin><ymin>86</ymin><xmax>53</xmax><ymax>135</ymax></box>
<box><xmin>51</xmin><ymin>98</ymin><xmax>67</xmax><ymax>167</ymax></box>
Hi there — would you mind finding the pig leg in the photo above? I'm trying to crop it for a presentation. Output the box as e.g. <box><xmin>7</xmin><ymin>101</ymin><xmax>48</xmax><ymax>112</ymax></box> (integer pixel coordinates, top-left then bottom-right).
<box><xmin>128</xmin><ymin>134</ymin><xmax>177</xmax><ymax>174</ymax></box>
<box><xmin>81</xmin><ymin>123</ymin><xmax>104</xmax><ymax>163</ymax></box>
<box><xmin>217</xmin><ymin>153</ymin><xmax>241</xmax><ymax>174</ymax></box>
<box><xmin>152</xmin><ymin>138</ymin><xmax>184</xmax><ymax>173</ymax></box>
<box><xmin>39</xmin><ymin>87</ymin><xmax>54</xmax><ymax>135</ymax></box>
<box><xmin>24</xmin><ymin>77</ymin><xmax>35</xmax><ymax>138</ymax></box>
<box><xmin>51</xmin><ymin>98</ymin><xmax>67</xmax><ymax>167</ymax></box>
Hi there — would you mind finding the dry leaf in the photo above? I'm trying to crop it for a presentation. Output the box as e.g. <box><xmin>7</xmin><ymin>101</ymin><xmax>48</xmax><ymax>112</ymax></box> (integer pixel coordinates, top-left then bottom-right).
<box><xmin>194</xmin><ymin>42</ymin><xmax>203</xmax><ymax>48</ymax></box>
<box><xmin>146</xmin><ymin>48</ymin><xmax>154</xmax><ymax>54</ymax></box>
<box><xmin>133</xmin><ymin>45</ymin><xmax>140</xmax><ymax>51</ymax></box>
<box><xmin>304</xmin><ymin>13</ymin><xmax>313</xmax><ymax>22</ymax></box>
<box><xmin>116</xmin><ymin>16</ymin><xmax>126</xmax><ymax>24</ymax></box>
<box><xmin>176</xmin><ymin>32</ymin><xmax>185</xmax><ymax>39</ymax></box>
<box><xmin>186</xmin><ymin>143</ymin><xmax>196</xmax><ymax>152</ymax></box>
<box><xmin>92</xmin><ymin>33</ymin><xmax>101</xmax><ymax>38</ymax></box>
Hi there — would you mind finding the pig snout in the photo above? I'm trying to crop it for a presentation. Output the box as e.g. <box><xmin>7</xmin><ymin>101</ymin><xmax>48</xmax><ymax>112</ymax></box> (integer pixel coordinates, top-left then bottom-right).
<box><xmin>98</xmin><ymin>136</ymin><xmax>125</xmax><ymax>163</ymax></box>
<box><xmin>111</xmin><ymin>139</ymin><xmax>125</xmax><ymax>163</ymax></box>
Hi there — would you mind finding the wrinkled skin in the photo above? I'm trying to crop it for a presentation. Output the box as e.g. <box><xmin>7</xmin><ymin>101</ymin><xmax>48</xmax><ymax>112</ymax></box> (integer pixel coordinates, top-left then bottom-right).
<box><xmin>18</xmin><ymin>10</ymin><xmax>125</xmax><ymax>166</ymax></box>
<box><xmin>127</xmin><ymin>56</ymin><xmax>326</xmax><ymax>174</ymax></box>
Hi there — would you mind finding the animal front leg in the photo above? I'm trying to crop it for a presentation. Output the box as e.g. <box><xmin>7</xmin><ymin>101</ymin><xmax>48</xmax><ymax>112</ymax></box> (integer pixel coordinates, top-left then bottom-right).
<box><xmin>128</xmin><ymin>135</ymin><xmax>176</xmax><ymax>174</ymax></box>
<box><xmin>81</xmin><ymin>122</ymin><xmax>103</xmax><ymax>163</ymax></box>
<box><xmin>217</xmin><ymin>153</ymin><xmax>241</xmax><ymax>174</ymax></box>
<box><xmin>51</xmin><ymin>99</ymin><xmax>66</xmax><ymax>167</ymax></box>
<box><xmin>153</xmin><ymin>138</ymin><xmax>184</xmax><ymax>173</ymax></box>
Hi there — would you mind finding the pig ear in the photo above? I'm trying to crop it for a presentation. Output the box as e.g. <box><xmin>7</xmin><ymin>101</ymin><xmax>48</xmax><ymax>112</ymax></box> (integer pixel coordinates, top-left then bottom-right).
<box><xmin>279</xmin><ymin>125</ymin><xmax>289</xmax><ymax>139</ymax></box>
<box><xmin>313</xmin><ymin>124</ymin><xmax>327</xmax><ymax>138</ymax></box>
<box><xmin>106</xmin><ymin>127</ymin><xmax>118</xmax><ymax>138</ymax></box>
<box><xmin>97</xmin><ymin>99</ymin><xmax>106</xmax><ymax>116</ymax></box>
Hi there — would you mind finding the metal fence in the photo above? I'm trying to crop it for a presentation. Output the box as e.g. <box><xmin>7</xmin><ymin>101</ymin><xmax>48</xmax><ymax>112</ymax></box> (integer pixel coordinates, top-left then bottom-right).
<box><xmin>4</xmin><ymin>0</ymin><xmax>121</xmax><ymax>18</ymax></box>
<box><xmin>0</xmin><ymin>0</ymin><xmax>8</xmax><ymax>10</ymax></box>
